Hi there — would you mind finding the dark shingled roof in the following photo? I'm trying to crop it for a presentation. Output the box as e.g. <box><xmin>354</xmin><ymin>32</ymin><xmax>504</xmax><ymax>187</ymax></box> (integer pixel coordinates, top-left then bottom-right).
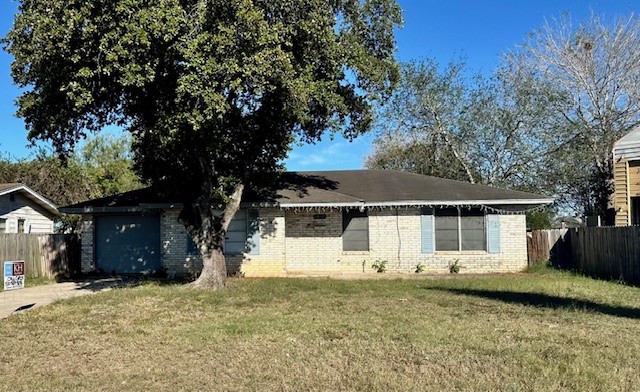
<box><xmin>0</xmin><ymin>183</ymin><xmax>23</xmax><ymax>193</ymax></box>
<box><xmin>0</xmin><ymin>183</ymin><xmax>60</xmax><ymax>216</ymax></box>
<box><xmin>275</xmin><ymin>170</ymin><xmax>551</xmax><ymax>205</ymax></box>
<box><xmin>60</xmin><ymin>170</ymin><xmax>552</xmax><ymax>212</ymax></box>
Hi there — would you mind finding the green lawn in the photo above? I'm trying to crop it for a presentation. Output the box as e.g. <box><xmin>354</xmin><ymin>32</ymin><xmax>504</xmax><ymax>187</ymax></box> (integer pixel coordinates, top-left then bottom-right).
<box><xmin>1</xmin><ymin>269</ymin><xmax>640</xmax><ymax>391</ymax></box>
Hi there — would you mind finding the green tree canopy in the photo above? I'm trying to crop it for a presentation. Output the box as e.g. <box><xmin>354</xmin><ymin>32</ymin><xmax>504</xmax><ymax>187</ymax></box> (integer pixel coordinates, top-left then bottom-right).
<box><xmin>5</xmin><ymin>0</ymin><xmax>402</xmax><ymax>288</ymax></box>
<box><xmin>0</xmin><ymin>134</ymin><xmax>143</xmax><ymax>232</ymax></box>
<box><xmin>78</xmin><ymin>133</ymin><xmax>142</xmax><ymax>197</ymax></box>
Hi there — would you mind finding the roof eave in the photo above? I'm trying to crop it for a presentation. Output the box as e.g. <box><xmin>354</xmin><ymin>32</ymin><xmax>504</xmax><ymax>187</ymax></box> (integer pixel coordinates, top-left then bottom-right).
<box><xmin>59</xmin><ymin>203</ymin><xmax>182</xmax><ymax>214</ymax></box>
<box><xmin>0</xmin><ymin>184</ymin><xmax>60</xmax><ymax>217</ymax></box>
<box><xmin>279</xmin><ymin>198</ymin><xmax>554</xmax><ymax>209</ymax></box>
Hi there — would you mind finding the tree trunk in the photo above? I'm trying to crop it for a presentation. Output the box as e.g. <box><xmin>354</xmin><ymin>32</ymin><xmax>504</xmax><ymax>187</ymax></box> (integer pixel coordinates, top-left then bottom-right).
<box><xmin>185</xmin><ymin>183</ymin><xmax>245</xmax><ymax>290</ymax></box>
<box><xmin>192</xmin><ymin>241</ymin><xmax>227</xmax><ymax>289</ymax></box>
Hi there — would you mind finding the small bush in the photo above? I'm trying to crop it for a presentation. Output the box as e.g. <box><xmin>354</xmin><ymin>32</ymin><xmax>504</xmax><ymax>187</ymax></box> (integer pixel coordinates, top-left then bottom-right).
<box><xmin>449</xmin><ymin>260</ymin><xmax>461</xmax><ymax>274</ymax></box>
<box><xmin>415</xmin><ymin>263</ymin><xmax>425</xmax><ymax>273</ymax></box>
<box><xmin>372</xmin><ymin>259</ymin><xmax>387</xmax><ymax>273</ymax></box>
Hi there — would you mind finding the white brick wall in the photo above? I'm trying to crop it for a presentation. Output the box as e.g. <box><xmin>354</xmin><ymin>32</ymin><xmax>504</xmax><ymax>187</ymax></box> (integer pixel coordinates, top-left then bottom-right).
<box><xmin>232</xmin><ymin>208</ymin><xmax>286</xmax><ymax>276</ymax></box>
<box><xmin>160</xmin><ymin>210</ymin><xmax>202</xmax><ymax>278</ymax></box>
<box><xmin>282</xmin><ymin>209</ymin><xmax>527</xmax><ymax>275</ymax></box>
<box><xmin>160</xmin><ymin>208</ymin><xmax>286</xmax><ymax>278</ymax></box>
<box><xmin>79</xmin><ymin>207</ymin><xmax>528</xmax><ymax>277</ymax></box>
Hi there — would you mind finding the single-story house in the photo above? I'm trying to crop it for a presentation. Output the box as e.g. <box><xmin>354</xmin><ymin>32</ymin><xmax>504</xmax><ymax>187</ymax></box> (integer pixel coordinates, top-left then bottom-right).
<box><xmin>60</xmin><ymin>170</ymin><xmax>553</xmax><ymax>277</ymax></box>
<box><xmin>0</xmin><ymin>183</ymin><xmax>59</xmax><ymax>234</ymax></box>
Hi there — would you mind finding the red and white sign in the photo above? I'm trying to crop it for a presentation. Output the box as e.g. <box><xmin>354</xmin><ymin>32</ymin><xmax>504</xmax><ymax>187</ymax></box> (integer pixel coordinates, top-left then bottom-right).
<box><xmin>4</xmin><ymin>261</ymin><xmax>25</xmax><ymax>291</ymax></box>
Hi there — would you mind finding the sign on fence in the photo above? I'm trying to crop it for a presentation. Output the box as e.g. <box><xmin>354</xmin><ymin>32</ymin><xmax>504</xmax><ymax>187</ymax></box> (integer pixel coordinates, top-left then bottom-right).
<box><xmin>4</xmin><ymin>261</ymin><xmax>25</xmax><ymax>291</ymax></box>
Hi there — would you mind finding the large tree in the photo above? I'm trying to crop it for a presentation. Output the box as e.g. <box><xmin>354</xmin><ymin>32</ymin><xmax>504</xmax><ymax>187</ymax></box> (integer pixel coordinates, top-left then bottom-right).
<box><xmin>367</xmin><ymin>59</ymin><xmax>476</xmax><ymax>183</ymax></box>
<box><xmin>511</xmin><ymin>13</ymin><xmax>640</xmax><ymax>216</ymax></box>
<box><xmin>5</xmin><ymin>0</ymin><xmax>401</xmax><ymax>288</ymax></box>
<box><xmin>78</xmin><ymin>133</ymin><xmax>143</xmax><ymax>197</ymax></box>
<box><xmin>0</xmin><ymin>134</ymin><xmax>143</xmax><ymax>232</ymax></box>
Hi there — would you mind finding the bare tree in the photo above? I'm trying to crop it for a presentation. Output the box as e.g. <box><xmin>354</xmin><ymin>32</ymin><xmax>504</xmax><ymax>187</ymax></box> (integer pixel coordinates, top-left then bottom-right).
<box><xmin>367</xmin><ymin>58</ymin><xmax>559</xmax><ymax>193</ymax></box>
<box><xmin>512</xmin><ymin>12</ymin><xmax>640</xmax><ymax>215</ymax></box>
<box><xmin>367</xmin><ymin>59</ymin><xmax>478</xmax><ymax>183</ymax></box>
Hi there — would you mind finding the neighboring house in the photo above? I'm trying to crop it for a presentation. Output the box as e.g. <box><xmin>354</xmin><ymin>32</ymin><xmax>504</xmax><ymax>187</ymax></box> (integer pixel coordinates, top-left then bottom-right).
<box><xmin>0</xmin><ymin>183</ymin><xmax>59</xmax><ymax>233</ymax></box>
<box><xmin>60</xmin><ymin>170</ymin><xmax>552</xmax><ymax>277</ymax></box>
<box><xmin>613</xmin><ymin>127</ymin><xmax>640</xmax><ymax>226</ymax></box>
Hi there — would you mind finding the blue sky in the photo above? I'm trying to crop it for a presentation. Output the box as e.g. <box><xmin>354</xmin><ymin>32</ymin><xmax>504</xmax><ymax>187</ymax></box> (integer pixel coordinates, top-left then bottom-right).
<box><xmin>0</xmin><ymin>1</ymin><xmax>638</xmax><ymax>168</ymax></box>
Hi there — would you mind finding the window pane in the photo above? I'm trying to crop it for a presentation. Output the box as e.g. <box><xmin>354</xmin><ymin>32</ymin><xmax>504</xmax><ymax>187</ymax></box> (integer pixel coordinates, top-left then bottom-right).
<box><xmin>344</xmin><ymin>216</ymin><xmax>368</xmax><ymax>230</ymax></box>
<box><xmin>461</xmin><ymin>216</ymin><xmax>486</xmax><ymax>250</ymax></box>
<box><xmin>435</xmin><ymin>207</ymin><xmax>458</xmax><ymax>217</ymax></box>
<box><xmin>343</xmin><ymin>210</ymin><xmax>369</xmax><ymax>251</ymax></box>
<box><xmin>420</xmin><ymin>207</ymin><xmax>434</xmax><ymax>215</ymax></box>
<box><xmin>225</xmin><ymin>231</ymin><xmax>246</xmax><ymax>243</ymax></box>
<box><xmin>0</xmin><ymin>218</ymin><xmax>5</xmax><ymax>233</ymax></box>
<box><xmin>225</xmin><ymin>241</ymin><xmax>245</xmax><ymax>254</ymax></box>
<box><xmin>228</xmin><ymin>211</ymin><xmax>247</xmax><ymax>231</ymax></box>
<box><xmin>460</xmin><ymin>208</ymin><xmax>484</xmax><ymax>217</ymax></box>
<box><xmin>435</xmin><ymin>214</ymin><xmax>459</xmax><ymax>251</ymax></box>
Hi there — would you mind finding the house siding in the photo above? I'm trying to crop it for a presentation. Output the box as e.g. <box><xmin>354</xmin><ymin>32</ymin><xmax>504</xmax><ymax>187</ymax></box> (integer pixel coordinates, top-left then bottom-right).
<box><xmin>80</xmin><ymin>207</ymin><xmax>527</xmax><ymax>277</ymax></box>
<box><xmin>613</xmin><ymin>126</ymin><xmax>640</xmax><ymax>226</ymax></box>
<box><xmin>613</xmin><ymin>159</ymin><xmax>640</xmax><ymax>226</ymax></box>
<box><xmin>614</xmin><ymin>159</ymin><xmax>630</xmax><ymax>226</ymax></box>
<box><xmin>0</xmin><ymin>193</ymin><xmax>55</xmax><ymax>233</ymax></box>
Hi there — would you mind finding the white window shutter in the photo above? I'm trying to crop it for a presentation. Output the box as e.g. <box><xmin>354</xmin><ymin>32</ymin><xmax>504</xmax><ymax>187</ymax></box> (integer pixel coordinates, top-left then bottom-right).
<box><xmin>247</xmin><ymin>209</ymin><xmax>260</xmax><ymax>255</ymax></box>
<box><xmin>421</xmin><ymin>213</ymin><xmax>434</xmax><ymax>254</ymax></box>
<box><xmin>486</xmin><ymin>214</ymin><xmax>501</xmax><ymax>254</ymax></box>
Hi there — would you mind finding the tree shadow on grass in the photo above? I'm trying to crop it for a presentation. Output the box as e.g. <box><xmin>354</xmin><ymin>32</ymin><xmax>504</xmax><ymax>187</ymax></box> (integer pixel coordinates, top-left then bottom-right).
<box><xmin>430</xmin><ymin>288</ymin><xmax>640</xmax><ymax>320</ymax></box>
<box><xmin>58</xmin><ymin>275</ymin><xmax>185</xmax><ymax>292</ymax></box>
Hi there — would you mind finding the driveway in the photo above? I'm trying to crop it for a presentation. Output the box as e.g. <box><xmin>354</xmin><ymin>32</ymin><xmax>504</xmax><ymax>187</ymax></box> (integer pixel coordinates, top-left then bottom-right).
<box><xmin>0</xmin><ymin>278</ymin><xmax>131</xmax><ymax>319</ymax></box>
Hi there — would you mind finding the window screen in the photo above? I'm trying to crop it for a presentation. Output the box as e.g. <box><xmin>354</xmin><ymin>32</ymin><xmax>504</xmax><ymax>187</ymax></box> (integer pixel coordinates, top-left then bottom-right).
<box><xmin>435</xmin><ymin>208</ymin><xmax>459</xmax><ymax>251</ymax></box>
<box><xmin>0</xmin><ymin>218</ymin><xmax>5</xmax><ymax>233</ymax></box>
<box><xmin>17</xmin><ymin>219</ymin><xmax>25</xmax><ymax>234</ymax></box>
<box><xmin>342</xmin><ymin>210</ymin><xmax>369</xmax><ymax>251</ymax></box>
<box><xmin>460</xmin><ymin>208</ymin><xmax>486</xmax><ymax>250</ymax></box>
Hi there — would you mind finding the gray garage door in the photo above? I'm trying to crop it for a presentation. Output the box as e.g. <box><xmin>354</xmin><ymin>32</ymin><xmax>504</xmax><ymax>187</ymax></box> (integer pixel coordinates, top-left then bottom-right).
<box><xmin>95</xmin><ymin>214</ymin><xmax>161</xmax><ymax>274</ymax></box>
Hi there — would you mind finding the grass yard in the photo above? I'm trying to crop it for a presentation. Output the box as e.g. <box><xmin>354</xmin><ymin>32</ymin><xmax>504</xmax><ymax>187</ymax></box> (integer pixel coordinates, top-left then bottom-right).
<box><xmin>1</xmin><ymin>268</ymin><xmax>640</xmax><ymax>391</ymax></box>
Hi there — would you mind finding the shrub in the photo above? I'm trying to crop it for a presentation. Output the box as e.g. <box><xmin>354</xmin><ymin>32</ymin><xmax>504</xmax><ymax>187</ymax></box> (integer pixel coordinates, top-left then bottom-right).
<box><xmin>372</xmin><ymin>260</ymin><xmax>387</xmax><ymax>273</ymax></box>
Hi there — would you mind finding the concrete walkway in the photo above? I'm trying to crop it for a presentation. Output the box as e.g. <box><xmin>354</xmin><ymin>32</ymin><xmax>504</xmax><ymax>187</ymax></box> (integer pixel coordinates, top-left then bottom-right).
<box><xmin>0</xmin><ymin>278</ymin><xmax>130</xmax><ymax>319</ymax></box>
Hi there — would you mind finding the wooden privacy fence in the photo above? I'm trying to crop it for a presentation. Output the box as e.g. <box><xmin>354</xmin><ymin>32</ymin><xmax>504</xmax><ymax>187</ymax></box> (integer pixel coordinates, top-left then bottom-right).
<box><xmin>0</xmin><ymin>234</ymin><xmax>80</xmax><ymax>278</ymax></box>
<box><xmin>570</xmin><ymin>226</ymin><xmax>640</xmax><ymax>284</ymax></box>
<box><xmin>528</xmin><ymin>227</ymin><xmax>640</xmax><ymax>284</ymax></box>
<box><xmin>527</xmin><ymin>229</ymin><xmax>571</xmax><ymax>268</ymax></box>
